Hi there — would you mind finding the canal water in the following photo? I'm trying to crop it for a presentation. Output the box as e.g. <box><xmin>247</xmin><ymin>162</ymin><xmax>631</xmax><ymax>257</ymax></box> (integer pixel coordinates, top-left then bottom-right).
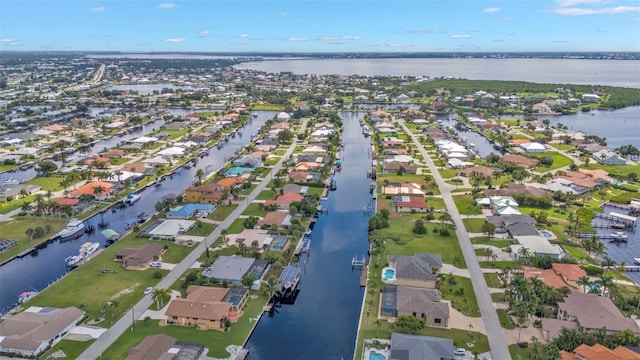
<box><xmin>437</xmin><ymin>114</ymin><xmax>502</xmax><ymax>159</ymax></box>
<box><xmin>245</xmin><ymin>112</ymin><xmax>372</xmax><ymax>360</ymax></box>
<box><xmin>0</xmin><ymin>112</ymin><xmax>275</xmax><ymax>314</ymax></box>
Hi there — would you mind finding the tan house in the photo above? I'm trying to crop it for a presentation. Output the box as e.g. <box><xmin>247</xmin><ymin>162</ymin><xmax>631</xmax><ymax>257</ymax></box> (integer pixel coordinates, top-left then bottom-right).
<box><xmin>551</xmin><ymin>263</ymin><xmax>587</xmax><ymax>290</ymax></box>
<box><xmin>184</xmin><ymin>183</ymin><xmax>228</xmax><ymax>204</ymax></box>
<box><xmin>459</xmin><ymin>165</ymin><xmax>494</xmax><ymax>178</ymax></box>
<box><xmin>115</xmin><ymin>243</ymin><xmax>165</xmax><ymax>270</ymax></box>
<box><xmin>165</xmin><ymin>286</ymin><xmax>249</xmax><ymax>330</ymax></box>
<box><xmin>501</xmin><ymin>154</ymin><xmax>539</xmax><ymax>168</ymax></box>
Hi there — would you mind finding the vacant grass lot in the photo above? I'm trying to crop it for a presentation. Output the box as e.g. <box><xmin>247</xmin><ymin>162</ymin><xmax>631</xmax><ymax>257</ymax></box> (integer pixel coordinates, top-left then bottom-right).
<box><xmin>483</xmin><ymin>273</ymin><xmax>501</xmax><ymax>288</ymax></box>
<box><xmin>471</xmin><ymin>236</ymin><xmax>513</xmax><ymax>249</ymax></box>
<box><xmin>376</xmin><ymin>217</ymin><xmax>466</xmax><ymax>269</ymax></box>
<box><xmin>0</xmin><ymin>217</ymin><xmax>68</xmax><ymax>263</ymax></box>
<box><xmin>452</xmin><ymin>195</ymin><xmax>482</xmax><ymax>215</ymax></box>
<box><xmin>227</xmin><ymin>218</ymin><xmax>246</xmax><ymax>234</ymax></box>
<box><xmin>441</xmin><ymin>275</ymin><xmax>480</xmax><ymax>317</ymax></box>
<box><xmin>209</xmin><ymin>204</ymin><xmax>238</xmax><ymax>221</ymax></box>
<box><xmin>532</xmin><ymin>151</ymin><xmax>573</xmax><ymax>173</ymax></box>
<box><xmin>256</xmin><ymin>189</ymin><xmax>277</xmax><ymax>200</ymax></box>
<box><xmin>184</xmin><ymin>221</ymin><xmax>215</xmax><ymax>237</ymax></box>
<box><xmin>462</xmin><ymin>218</ymin><xmax>488</xmax><ymax>233</ymax></box>
<box><xmin>26</xmin><ymin>176</ymin><xmax>65</xmax><ymax>192</ymax></box>
<box><xmin>243</xmin><ymin>203</ymin><xmax>268</xmax><ymax>217</ymax></box>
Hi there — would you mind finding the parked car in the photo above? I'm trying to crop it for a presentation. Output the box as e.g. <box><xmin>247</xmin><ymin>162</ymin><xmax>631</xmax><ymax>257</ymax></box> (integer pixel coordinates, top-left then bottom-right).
<box><xmin>144</xmin><ymin>287</ymin><xmax>153</xmax><ymax>295</ymax></box>
<box><xmin>454</xmin><ymin>348</ymin><xmax>466</xmax><ymax>356</ymax></box>
<box><xmin>149</xmin><ymin>262</ymin><xmax>161</xmax><ymax>268</ymax></box>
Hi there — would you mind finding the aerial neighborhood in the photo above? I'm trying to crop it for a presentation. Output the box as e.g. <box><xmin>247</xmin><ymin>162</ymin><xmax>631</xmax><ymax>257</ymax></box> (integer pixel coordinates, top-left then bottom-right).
<box><xmin>0</xmin><ymin>53</ymin><xmax>639</xmax><ymax>360</ymax></box>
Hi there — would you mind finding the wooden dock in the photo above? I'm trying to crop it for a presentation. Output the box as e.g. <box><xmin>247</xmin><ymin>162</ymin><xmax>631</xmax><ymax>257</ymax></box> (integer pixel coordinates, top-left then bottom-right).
<box><xmin>360</xmin><ymin>259</ymin><xmax>368</xmax><ymax>287</ymax></box>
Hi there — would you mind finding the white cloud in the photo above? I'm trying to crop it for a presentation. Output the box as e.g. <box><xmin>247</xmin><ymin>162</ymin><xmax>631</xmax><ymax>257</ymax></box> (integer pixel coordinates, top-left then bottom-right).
<box><xmin>320</xmin><ymin>35</ymin><xmax>360</xmax><ymax>41</ymax></box>
<box><xmin>1</xmin><ymin>39</ymin><xmax>21</xmax><ymax>46</ymax></box>
<box><xmin>407</xmin><ymin>29</ymin><xmax>447</xmax><ymax>34</ymax></box>
<box><xmin>89</xmin><ymin>6</ymin><xmax>105</xmax><ymax>12</ymax></box>
<box><xmin>1</xmin><ymin>39</ymin><xmax>14</xmax><ymax>42</ymax></box>
<box><xmin>552</xmin><ymin>0</ymin><xmax>640</xmax><ymax>15</ymax></box>
<box><xmin>236</xmin><ymin>34</ymin><xmax>250</xmax><ymax>38</ymax></box>
<box><xmin>164</xmin><ymin>38</ymin><xmax>187</xmax><ymax>43</ymax></box>
<box><xmin>197</xmin><ymin>31</ymin><xmax>209</xmax><ymax>37</ymax></box>
<box><xmin>553</xmin><ymin>5</ymin><xmax>640</xmax><ymax>15</ymax></box>
<box><xmin>386</xmin><ymin>43</ymin><xmax>414</xmax><ymax>48</ymax></box>
<box><xmin>158</xmin><ymin>3</ymin><xmax>177</xmax><ymax>9</ymax></box>
<box><xmin>484</xmin><ymin>7</ymin><xmax>501</xmax><ymax>13</ymax></box>
<box><xmin>449</xmin><ymin>34</ymin><xmax>473</xmax><ymax>39</ymax></box>
<box><xmin>286</xmin><ymin>37</ymin><xmax>308</xmax><ymax>42</ymax></box>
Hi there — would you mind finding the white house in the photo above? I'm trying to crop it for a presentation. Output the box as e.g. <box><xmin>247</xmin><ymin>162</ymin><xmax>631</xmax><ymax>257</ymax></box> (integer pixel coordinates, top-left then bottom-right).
<box><xmin>520</xmin><ymin>142</ymin><xmax>546</xmax><ymax>153</ymax></box>
<box><xmin>582</xmin><ymin>94</ymin><xmax>600</xmax><ymax>103</ymax></box>
<box><xmin>593</xmin><ymin>149</ymin><xmax>626</xmax><ymax>166</ymax></box>
<box><xmin>276</xmin><ymin>112</ymin><xmax>291</xmax><ymax>121</ymax></box>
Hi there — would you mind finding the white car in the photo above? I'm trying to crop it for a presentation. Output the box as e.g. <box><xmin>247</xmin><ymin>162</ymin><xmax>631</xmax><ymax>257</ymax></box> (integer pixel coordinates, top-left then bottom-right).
<box><xmin>454</xmin><ymin>348</ymin><xmax>466</xmax><ymax>356</ymax></box>
<box><xmin>144</xmin><ymin>287</ymin><xmax>153</xmax><ymax>295</ymax></box>
<box><xmin>149</xmin><ymin>262</ymin><xmax>161</xmax><ymax>268</ymax></box>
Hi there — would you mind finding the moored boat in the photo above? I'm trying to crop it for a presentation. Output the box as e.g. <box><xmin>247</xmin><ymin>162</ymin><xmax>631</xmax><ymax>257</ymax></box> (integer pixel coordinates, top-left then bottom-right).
<box><xmin>18</xmin><ymin>291</ymin><xmax>38</xmax><ymax>304</ymax></box>
<box><xmin>56</xmin><ymin>219</ymin><xmax>85</xmax><ymax>240</ymax></box>
<box><xmin>124</xmin><ymin>193</ymin><xmax>141</xmax><ymax>205</ymax></box>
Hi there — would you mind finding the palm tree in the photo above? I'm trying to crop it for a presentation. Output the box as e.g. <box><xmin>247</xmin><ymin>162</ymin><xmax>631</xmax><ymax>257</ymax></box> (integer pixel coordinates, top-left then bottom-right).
<box><xmin>261</xmin><ymin>275</ymin><xmax>279</xmax><ymax>303</ymax></box>
<box><xmin>601</xmin><ymin>256</ymin><xmax>616</xmax><ymax>274</ymax></box>
<box><xmin>21</xmin><ymin>201</ymin><xmax>31</xmax><ymax>214</ymax></box>
<box><xmin>151</xmin><ymin>287</ymin><xmax>163</xmax><ymax>309</ymax></box>
<box><xmin>374</xmin><ymin>318</ymin><xmax>383</xmax><ymax>337</ymax></box>
<box><xmin>114</xmin><ymin>169</ymin><xmax>123</xmax><ymax>183</ymax></box>
<box><xmin>251</xmin><ymin>240</ymin><xmax>260</xmax><ymax>252</ymax></box>
<box><xmin>46</xmin><ymin>190</ymin><xmax>53</xmax><ymax>201</ymax></box>
<box><xmin>93</xmin><ymin>185</ymin><xmax>106</xmax><ymax>199</ymax></box>
<box><xmin>221</xmin><ymin>228</ymin><xmax>229</xmax><ymax>246</ymax></box>
<box><xmin>577</xmin><ymin>276</ymin><xmax>591</xmax><ymax>293</ymax></box>
<box><xmin>517</xmin><ymin>247</ymin><xmax>532</xmax><ymax>266</ymax></box>
<box><xmin>109</xmin><ymin>299</ymin><xmax>120</xmax><ymax>322</ymax></box>
<box><xmin>25</xmin><ymin>227</ymin><xmax>34</xmax><ymax>241</ymax></box>
<box><xmin>592</xmin><ymin>240</ymin><xmax>606</xmax><ymax>260</ymax></box>
<box><xmin>597</xmin><ymin>274</ymin><xmax>615</xmax><ymax>298</ymax></box>
<box><xmin>195</xmin><ymin>168</ymin><xmax>205</xmax><ymax>184</ymax></box>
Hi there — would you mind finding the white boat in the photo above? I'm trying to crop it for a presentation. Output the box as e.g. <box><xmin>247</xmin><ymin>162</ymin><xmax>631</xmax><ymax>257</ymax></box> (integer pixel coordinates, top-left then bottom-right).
<box><xmin>610</xmin><ymin>231</ymin><xmax>629</xmax><ymax>241</ymax></box>
<box><xmin>18</xmin><ymin>291</ymin><xmax>38</xmax><ymax>303</ymax></box>
<box><xmin>56</xmin><ymin>219</ymin><xmax>85</xmax><ymax>240</ymax></box>
<box><xmin>66</xmin><ymin>242</ymin><xmax>100</xmax><ymax>267</ymax></box>
<box><xmin>124</xmin><ymin>193</ymin><xmax>141</xmax><ymax>205</ymax></box>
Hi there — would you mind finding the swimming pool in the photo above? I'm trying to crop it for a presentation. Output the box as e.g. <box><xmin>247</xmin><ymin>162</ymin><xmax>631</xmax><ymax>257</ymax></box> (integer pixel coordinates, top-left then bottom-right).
<box><xmin>382</xmin><ymin>267</ymin><xmax>396</xmax><ymax>281</ymax></box>
<box><xmin>541</xmin><ymin>230</ymin><xmax>552</xmax><ymax>238</ymax></box>
<box><xmin>369</xmin><ymin>351</ymin><xmax>387</xmax><ymax>360</ymax></box>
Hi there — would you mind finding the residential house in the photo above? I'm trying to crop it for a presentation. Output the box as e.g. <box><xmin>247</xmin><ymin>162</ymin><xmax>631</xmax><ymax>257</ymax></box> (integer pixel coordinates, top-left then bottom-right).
<box><xmin>525</xmin><ymin>268</ymin><xmax>570</xmax><ymax>290</ymax></box>
<box><xmin>520</xmin><ymin>142</ymin><xmax>546</xmax><ymax>153</ymax></box>
<box><xmin>100</xmin><ymin>149</ymin><xmax>125</xmax><ymax>158</ymax></box>
<box><xmin>501</xmin><ymin>154</ymin><xmax>539</xmax><ymax>168</ymax></box>
<box><xmin>288</xmin><ymin>170</ymin><xmax>311</xmax><ymax>182</ymax></box>
<box><xmin>542</xmin><ymin>293</ymin><xmax>640</xmax><ymax>340</ymax></box>
<box><xmin>484</xmin><ymin>183</ymin><xmax>552</xmax><ymax>198</ymax></box>
<box><xmin>459</xmin><ymin>165</ymin><xmax>494</xmax><ymax>178</ymax></box>
<box><xmin>532</xmin><ymin>102</ymin><xmax>552</xmax><ymax>113</ymax></box>
<box><xmin>69</xmin><ymin>181</ymin><xmax>114</xmax><ymax>200</ymax></box>
<box><xmin>387</xmin><ymin>253</ymin><xmax>442</xmax><ymax>289</ymax></box>
<box><xmin>233</xmin><ymin>154</ymin><xmax>262</xmax><ymax>168</ymax></box>
<box><xmin>257</xmin><ymin>211</ymin><xmax>292</xmax><ymax>229</ymax></box>
<box><xmin>0</xmin><ymin>306</ymin><xmax>85</xmax><ymax>358</ymax></box>
<box><xmin>552</xmin><ymin>263</ymin><xmax>587</xmax><ymax>291</ymax></box>
<box><xmin>489</xmin><ymin>196</ymin><xmax>521</xmax><ymax>215</ymax></box>
<box><xmin>165</xmin><ymin>295</ymin><xmax>231</xmax><ymax>330</ymax></box>
<box><xmin>485</xmin><ymin>214</ymin><xmax>537</xmax><ymax>234</ymax></box>
<box><xmin>389</xmin><ymin>333</ymin><xmax>456</xmax><ymax>360</ymax></box>
<box><xmin>205</xmin><ymin>256</ymin><xmax>258</xmax><ymax>284</ymax></box>
<box><xmin>383</xmin><ymin>161</ymin><xmax>417</xmax><ymax>174</ymax></box>
<box><xmin>122</xmin><ymin>162</ymin><xmax>156</xmax><ymax>175</ymax></box>
<box><xmin>216</xmin><ymin>177</ymin><xmax>244</xmax><ymax>189</ymax></box>
<box><xmin>582</xmin><ymin>94</ymin><xmax>601</xmax><ymax>103</ymax></box>
<box><xmin>512</xmin><ymin>235</ymin><xmax>564</xmax><ymax>259</ymax></box>
<box><xmin>128</xmin><ymin>334</ymin><xmax>204</xmax><ymax>360</ymax></box>
<box><xmin>264</xmin><ymin>192</ymin><xmax>304</xmax><ymax>209</ymax></box>
<box><xmin>560</xmin><ymin>343</ymin><xmax>640</xmax><ymax>360</ymax></box>
<box><xmin>593</xmin><ymin>149</ymin><xmax>626</xmax><ymax>165</ymax></box>
<box><xmin>391</xmin><ymin>195</ymin><xmax>429</xmax><ymax>213</ymax></box>
<box><xmin>184</xmin><ymin>183</ymin><xmax>227</xmax><ymax>204</ymax></box>
<box><xmin>381</xmin><ymin>286</ymin><xmax>449</xmax><ymax>327</ymax></box>
<box><xmin>382</xmin><ymin>183</ymin><xmax>425</xmax><ymax>196</ymax></box>
<box><xmin>165</xmin><ymin>203</ymin><xmax>215</xmax><ymax>219</ymax></box>
<box><xmin>115</xmin><ymin>243</ymin><xmax>166</xmax><ymax>270</ymax></box>
<box><xmin>294</xmin><ymin>161</ymin><xmax>323</xmax><ymax>172</ymax></box>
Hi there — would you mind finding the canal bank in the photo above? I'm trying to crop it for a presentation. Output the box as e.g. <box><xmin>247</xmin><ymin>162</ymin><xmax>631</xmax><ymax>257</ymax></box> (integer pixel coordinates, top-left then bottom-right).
<box><xmin>0</xmin><ymin>112</ymin><xmax>276</xmax><ymax>314</ymax></box>
<box><xmin>244</xmin><ymin>112</ymin><xmax>372</xmax><ymax>360</ymax></box>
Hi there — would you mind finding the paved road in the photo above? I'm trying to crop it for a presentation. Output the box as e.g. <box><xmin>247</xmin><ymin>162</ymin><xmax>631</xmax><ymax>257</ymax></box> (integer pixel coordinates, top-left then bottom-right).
<box><xmin>399</xmin><ymin>120</ymin><xmax>511</xmax><ymax>360</ymax></box>
<box><xmin>79</xmin><ymin>120</ymin><xmax>307</xmax><ymax>359</ymax></box>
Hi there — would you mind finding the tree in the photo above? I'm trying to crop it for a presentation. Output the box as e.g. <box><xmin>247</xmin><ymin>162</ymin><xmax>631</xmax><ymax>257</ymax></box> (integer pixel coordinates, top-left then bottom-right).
<box><xmin>241</xmin><ymin>273</ymin><xmax>257</xmax><ymax>288</ymax></box>
<box><xmin>36</xmin><ymin>160</ymin><xmax>58</xmax><ymax>176</ymax></box>
<box><xmin>517</xmin><ymin>247</ymin><xmax>532</xmax><ymax>264</ymax></box>
<box><xmin>374</xmin><ymin>318</ymin><xmax>383</xmax><ymax>337</ymax></box>
<box><xmin>151</xmin><ymin>287</ymin><xmax>163</xmax><ymax>309</ymax></box>
<box><xmin>394</xmin><ymin>315</ymin><xmax>425</xmax><ymax>334</ymax></box>
<box><xmin>221</xmin><ymin>228</ymin><xmax>229</xmax><ymax>245</ymax></box>
<box><xmin>20</xmin><ymin>201</ymin><xmax>31</xmax><ymax>214</ymax></box>
<box><xmin>93</xmin><ymin>185</ymin><xmax>106</xmax><ymax>198</ymax></box>
<box><xmin>481</xmin><ymin>221</ymin><xmax>496</xmax><ymax>239</ymax></box>
<box><xmin>412</xmin><ymin>219</ymin><xmax>427</xmax><ymax>234</ymax></box>
<box><xmin>25</xmin><ymin>227</ymin><xmax>35</xmax><ymax>241</ymax></box>
<box><xmin>251</xmin><ymin>240</ymin><xmax>260</xmax><ymax>252</ymax></box>
<box><xmin>597</xmin><ymin>274</ymin><xmax>615</xmax><ymax>298</ymax></box>
<box><xmin>261</xmin><ymin>275</ymin><xmax>279</xmax><ymax>302</ymax></box>
<box><xmin>195</xmin><ymin>168</ymin><xmax>205</xmax><ymax>184</ymax></box>
<box><xmin>601</xmin><ymin>256</ymin><xmax>616</xmax><ymax>274</ymax></box>
<box><xmin>577</xmin><ymin>276</ymin><xmax>591</xmax><ymax>293</ymax></box>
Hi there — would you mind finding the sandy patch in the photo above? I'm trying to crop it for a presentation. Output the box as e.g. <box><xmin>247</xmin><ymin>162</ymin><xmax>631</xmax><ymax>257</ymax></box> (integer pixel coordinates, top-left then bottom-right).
<box><xmin>110</xmin><ymin>283</ymin><xmax>139</xmax><ymax>301</ymax></box>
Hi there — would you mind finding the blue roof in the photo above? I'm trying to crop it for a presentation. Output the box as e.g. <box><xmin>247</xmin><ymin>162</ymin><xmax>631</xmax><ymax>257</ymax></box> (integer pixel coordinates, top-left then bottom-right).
<box><xmin>166</xmin><ymin>203</ymin><xmax>215</xmax><ymax>217</ymax></box>
<box><xmin>224</xmin><ymin>166</ymin><xmax>255</xmax><ymax>176</ymax></box>
<box><xmin>278</xmin><ymin>265</ymin><xmax>301</xmax><ymax>283</ymax></box>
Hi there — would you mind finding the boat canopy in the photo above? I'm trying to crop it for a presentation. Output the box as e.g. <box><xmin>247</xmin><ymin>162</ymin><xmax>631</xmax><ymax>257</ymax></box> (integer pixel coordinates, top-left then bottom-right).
<box><xmin>100</xmin><ymin>229</ymin><xmax>119</xmax><ymax>239</ymax></box>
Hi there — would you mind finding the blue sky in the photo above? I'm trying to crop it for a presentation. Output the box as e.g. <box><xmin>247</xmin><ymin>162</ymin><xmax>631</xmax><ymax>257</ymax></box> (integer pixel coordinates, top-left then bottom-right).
<box><xmin>1</xmin><ymin>0</ymin><xmax>639</xmax><ymax>52</ymax></box>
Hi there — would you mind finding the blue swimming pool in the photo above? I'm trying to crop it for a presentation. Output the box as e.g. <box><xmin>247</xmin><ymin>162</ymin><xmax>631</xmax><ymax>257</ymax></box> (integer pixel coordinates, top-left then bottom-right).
<box><xmin>369</xmin><ymin>351</ymin><xmax>387</xmax><ymax>360</ymax></box>
<box><xmin>541</xmin><ymin>230</ymin><xmax>552</xmax><ymax>238</ymax></box>
<box><xmin>383</xmin><ymin>268</ymin><xmax>396</xmax><ymax>281</ymax></box>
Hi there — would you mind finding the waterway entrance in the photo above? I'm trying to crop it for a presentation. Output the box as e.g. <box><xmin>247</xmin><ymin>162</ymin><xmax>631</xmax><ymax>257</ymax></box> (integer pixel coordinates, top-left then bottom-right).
<box><xmin>245</xmin><ymin>112</ymin><xmax>372</xmax><ymax>359</ymax></box>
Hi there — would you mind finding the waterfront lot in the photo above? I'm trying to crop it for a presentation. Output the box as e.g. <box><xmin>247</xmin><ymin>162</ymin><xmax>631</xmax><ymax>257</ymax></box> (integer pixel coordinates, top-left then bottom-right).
<box><xmin>0</xmin><ymin>217</ymin><xmax>68</xmax><ymax>263</ymax></box>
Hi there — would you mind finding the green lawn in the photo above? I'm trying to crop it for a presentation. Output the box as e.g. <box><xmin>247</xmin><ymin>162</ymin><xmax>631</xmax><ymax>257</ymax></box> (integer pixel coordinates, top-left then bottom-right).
<box><xmin>462</xmin><ymin>218</ymin><xmax>488</xmax><ymax>233</ymax></box>
<box><xmin>0</xmin><ymin>216</ymin><xmax>69</xmax><ymax>263</ymax></box>
<box><xmin>184</xmin><ymin>221</ymin><xmax>215</xmax><ymax>237</ymax></box>
<box><xmin>209</xmin><ymin>204</ymin><xmax>238</xmax><ymax>221</ymax></box>
<box><xmin>227</xmin><ymin>218</ymin><xmax>246</xmax><ymax>234</ymax></box>
<box><xmin>471</xmin><ymin>236</ymin><xmax>513</xmax><ymax>249</ymax></box>
<box><xmin>376</xmin><ymin>217</ymin><xmax>466</xmax><ymax>269</ymax></box>
<box><xmin>581</xmin><ymin>163</ymin><xmax>640</xmax><ymax>179</ymax></box>
<box><xmin>379</xmin><ymin>174</ymin><xmax>427</xmax><ymax>185</ymax></box>
<box><xmin>532</xmin><ymin>151</ymin><xmax>573</xmax><ymax>173</ymax></box>
<box><xmin>497</xmin><ymin>309</ymin><xmax>515</xmax><ymax>329</ymax></box>
<box><xmin>243</xmin><ymin>203</ymin><xmax>268</xmax><ymax>217</ymax></box>
<box><xmin>158</xmin><ymin>128</ymin><xmax>190</xmax><ymax>140</ymax></box>
<box><xmin>240</xmin><ymin>184</ymin><xmax>257</xmax><ymax>195</ymax></box>
<box><xmin>452</xmin><ymin>195</ymin><xmax>482</xmax><ymax>215</ymax></box>
<box><xmin>100</xmin><ymin>294</ymin><xmax>270</xmax><ymax>359</ymax></box>
<box><xmin>26</xmin><ymin>236</ymin><xmax>185</xmax><ymax>323</ymax></box>
<box><xmin>256</xmin><ymin>189</ymin><xmax>276</xmax><ymax>200</ymax></box>
<box><xmin>438</xmin><ymin>169</ymin><xmax>460</xmax><ymax>179</ymax></box>
<box><xmin>563</xmin><ymin>244</ymin><xmax>596</xmax><ymax>264</ymax></box>
<box><xmin>424</xmin><ymin>197</ymin><xmax>446</xmax><ymax>210</ymax></box>
<box><xmin>306</xmin><ymin>186</ymin><xmax>325</xmax><ymax>197</ymax></box>
<box><xmin>109</xmin><ymin>157</ymin><xmax>130</xmax><ymax>165</ymax></box>
<box><xmin>26</xmin><ymin>176</ymin><xmax>65</xmax><ymax>192</ymax></box>
<box><xmin>441</xmin><ymin>275</ymin><xmax>480</xmax><ymax>317</ymax></box>
<box><xmin>483</xmin><ymin>273</ymin><xmax>501</xmax><ymax>288</ymax></box>
<box><xmin>0</xmin><ymin>194</ymin><xmax>38</xmax><ymax>214</ymax></box>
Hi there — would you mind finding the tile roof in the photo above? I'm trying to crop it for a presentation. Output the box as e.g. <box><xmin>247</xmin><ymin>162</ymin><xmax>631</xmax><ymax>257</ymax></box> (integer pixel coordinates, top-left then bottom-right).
<box><xmin>525</xmin><ymin>268</ymin><xmax>568</xmax><ymax>289</ymax></box>
<box><xmin>552</xmin><ymin>263</ymin><xmax>587</xmax><ymax>282</ymax></box>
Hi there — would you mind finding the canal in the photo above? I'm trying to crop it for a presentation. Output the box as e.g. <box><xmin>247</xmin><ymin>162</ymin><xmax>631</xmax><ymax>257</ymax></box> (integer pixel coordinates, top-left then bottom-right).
<box><xmin>437</xmin><ymin>114</ymin><xmax>505</xmax><ymax>159</ymax></box>
<box><xmin>0</xmin><ymin>112</ymin><xmax>275</xmax><ymax>314</ymax></box>
<box><xmin>245</xmin><ymin>112</ymin><xmax>372</xmax><ymax>360</ymax></box>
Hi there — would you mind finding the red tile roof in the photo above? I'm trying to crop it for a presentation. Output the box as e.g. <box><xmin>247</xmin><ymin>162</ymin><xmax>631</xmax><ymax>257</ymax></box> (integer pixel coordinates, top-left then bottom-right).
<box><xmin>524</xmin><ymin>268</ymin><xmax>568</xmax><ymax>289</ymax></box>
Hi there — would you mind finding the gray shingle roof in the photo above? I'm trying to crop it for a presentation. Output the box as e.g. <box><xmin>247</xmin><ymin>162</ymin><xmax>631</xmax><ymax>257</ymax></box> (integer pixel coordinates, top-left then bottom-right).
<box><xmin>390</xmin><ymin>332</ymin><xmax>455</xmax><ymax>360</ymax></box>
